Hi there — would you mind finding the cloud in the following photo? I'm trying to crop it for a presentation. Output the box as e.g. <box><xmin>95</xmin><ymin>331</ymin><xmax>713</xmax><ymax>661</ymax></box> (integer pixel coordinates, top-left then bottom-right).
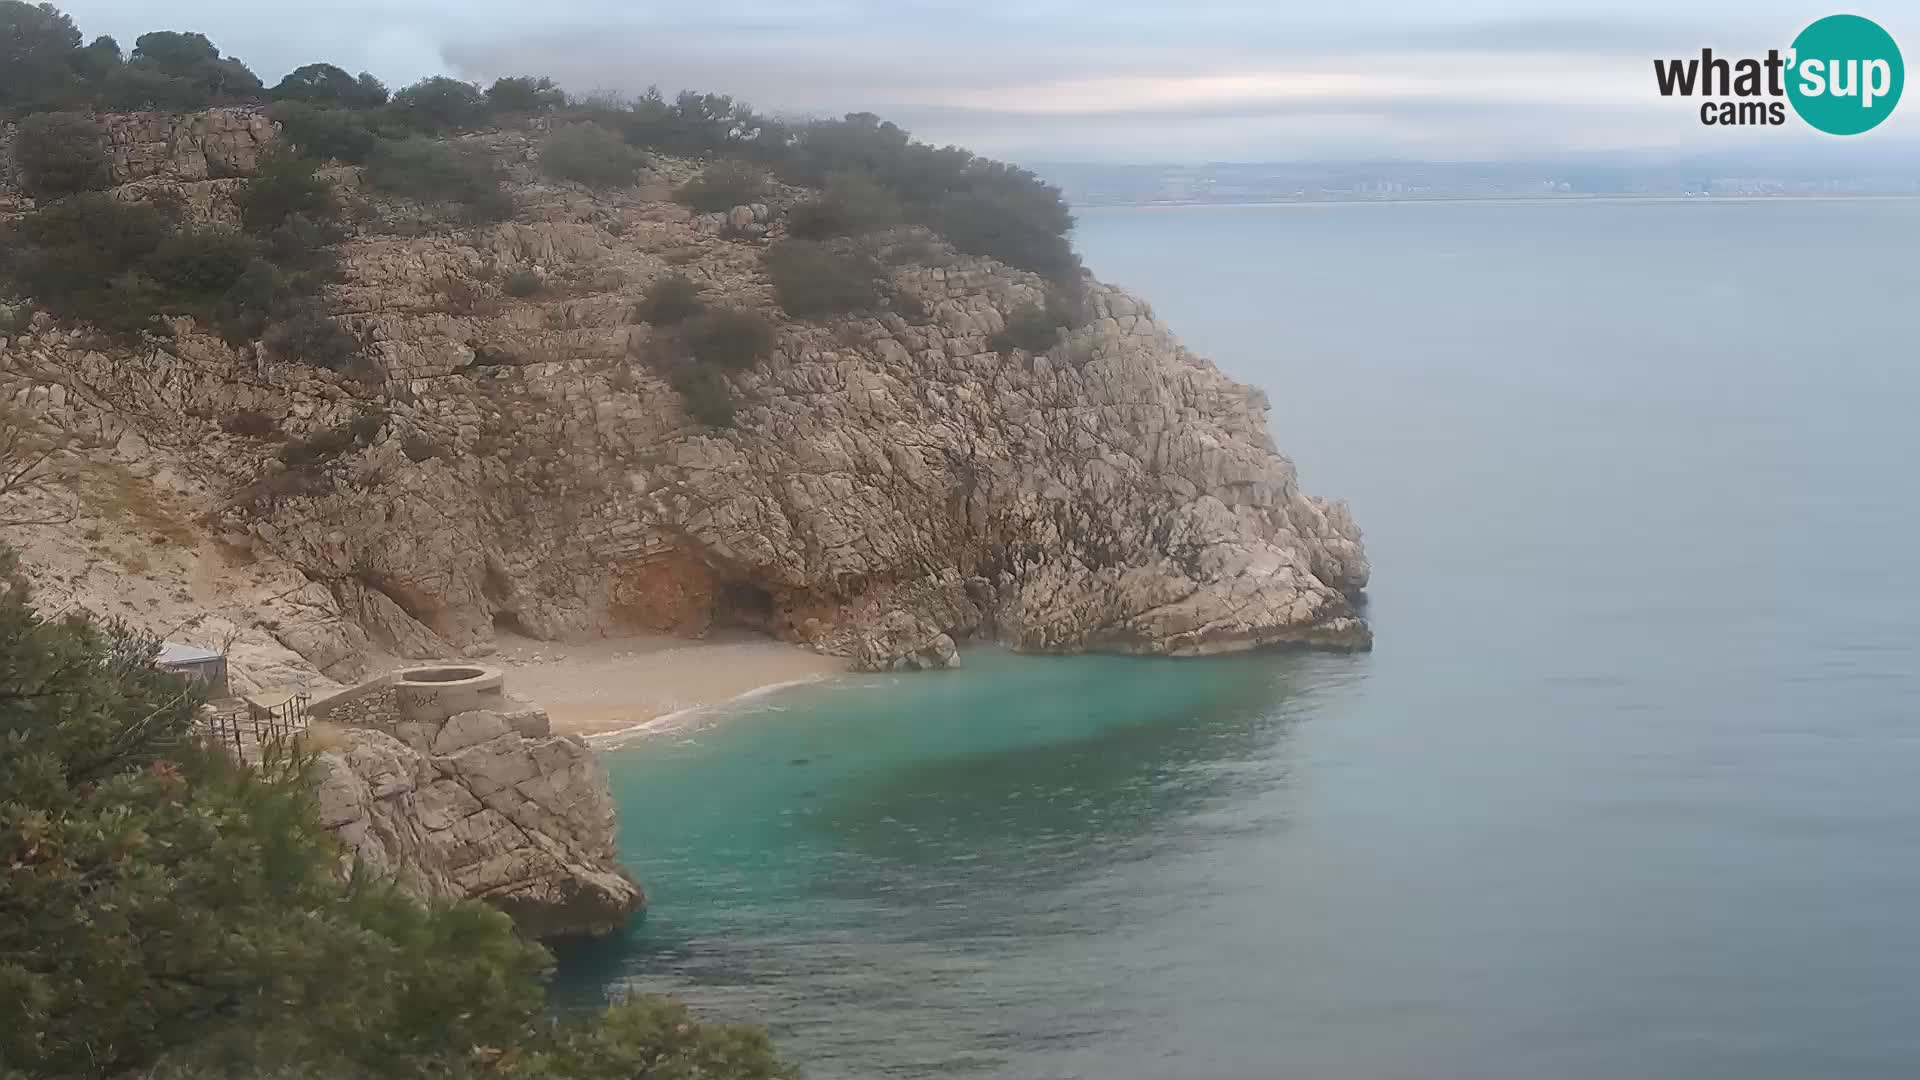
<box><xmin>438</xmin><ymin>19</ymin><xmax>1718</xmax><ymax>160</ymax></box>
<box><xmin>51</xmin><ymin>0</ymin><xmax>1920</xmax><ymax>159</ymax></box>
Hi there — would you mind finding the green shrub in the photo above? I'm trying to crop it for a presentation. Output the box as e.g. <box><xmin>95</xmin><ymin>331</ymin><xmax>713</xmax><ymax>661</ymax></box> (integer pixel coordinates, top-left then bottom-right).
<box><xmin>991</xmin><ymin>301</ymin><xmax>1063</xmax><ymax>354</ymax></box>
<box><xmin>260</xmin><ymin>211</ymin><xmax>342</xmax><ymax>275</ymax></box>
<box><xmin>673</xmin><ymin>160</ymin><xmax>765</xmax><ymax>213</ymax></box>
<box><xmin>389</xmin><ymin>75</ymin><xmax>489</xmax><ymax>133</ymax></box>
<box><xmin>144</xmin><ymin>226</ymin><xmax>257</xmax><ymax>297</ymax></box>
<box><xmin>268</xmin><ymin>100</ymin><xmax>380</xmax><ymax>164</ymax></box>
<box><xmin>620</xmin><ymin>88</ymin><xmax>778</xmax><ymax>158</ymax></box>
<box><xmin>14</xmin><ymin>111</ymin><xmax>107</xmax><ymax>200</ymax></box>
<box><xmin>505</xmin><ymin>269</ymin><xmax>542</xmax><ymax>297</ymax></box>
<box><xmin>263</xmin><ymin>306</ymin><xmax>361</xmax><ymax>371</ymax></box>
<box><xmin>778</xmin><ymin>114</ymin><xmax>1081</xmax><ymax>282</ymax></box>
<box><xmin>71</xmin><ymin>33</ymin><xmax>122</xmax><ymax>84</ymax></box>
<box><xmin>94</xmin><ymin>61</ymin><xmax>197</xmax><ymax>110</ymax></box>
<box><xmin>127</xmin><ymin>30</ymin><xmax>263</xmax><ymax>105</ymax></box>
<box><xmin>785</xmin><ymin>169</ymin><xmax>902</xmax><ymax>239</ymax></box>
<box><xmin>765</xmin><ymin>238</ymin><xmax>882</xmax><ymax>318</ymax></box>
<box><xmin>8</xmin><ymin>188</ymin><xmax>349</xmax><ymax>343</ymax></box>
<box><xmin>364</xmin><ymin>139</ymin><xmax>511</xmax><ymax>221</ymax></box>
<box><xmin>210</xmin><ymin>256</ymin><xmax>292</xmax><ymax>341</ymax></box>
<box><xmin>930</xmin><ymin>182</ymin><xmax>1080</xmax><ymax>284</ymax></box>
<box><xmin>270</xmin><ymin>61</ymin><xmax>386</xmax><ymax>108</ymax></box>
<box><xmin>686</xmin><ymin>307</ymin><xmax>775</xmax><ymax>371</ymax></box>
<box><xmin>636</xmin><ymin>272</ymin><xmax>704</xmax><ymax>324</ymax></box>
<box><xmin>670</xmin><ymin>362</ymin><xmax>736</xmax><ymax>427</ymax></box>
<box><xmin>486</xmin><ymin>74</ymin><xmax>564</xmax><ymax>113</ymax></box>
<box><xmin>236</xmin><ymin>148</ymin><xmax>336</xmax><ymax>234</ymax></box>
<box><xmin>0</xmin><ymin>2</ymin><xmax>88</xmax><ymax>113</ymax></box>
<box><xmin>541</xmin><ymin>122</ymin><xmax>645</xmax><ymax>188</ymax></box>
<box><xmin>2</xmin><ymin>195</ymin><xmax>170</xmax><ymax>330</ymax></box>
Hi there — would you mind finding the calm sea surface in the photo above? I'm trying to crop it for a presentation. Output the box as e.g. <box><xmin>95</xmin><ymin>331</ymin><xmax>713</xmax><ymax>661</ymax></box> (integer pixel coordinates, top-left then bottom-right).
<box><xmin>561</xmin><ymin>199</ymin><xmax>1920</xmax><ymax>1079</ymax></box>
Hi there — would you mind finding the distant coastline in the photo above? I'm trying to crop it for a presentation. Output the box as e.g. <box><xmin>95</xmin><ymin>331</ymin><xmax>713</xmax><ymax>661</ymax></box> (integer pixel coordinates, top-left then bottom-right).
<box><xmin>1075</xmin><ymin>192</ymin><xmax>1920</xmax><ymax>210</ymax></box>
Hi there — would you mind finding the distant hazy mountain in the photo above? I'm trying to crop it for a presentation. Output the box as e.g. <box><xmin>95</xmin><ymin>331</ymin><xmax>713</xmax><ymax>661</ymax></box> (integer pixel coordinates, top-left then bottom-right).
<box><xmin>1037</xmin><ymin>142</ymin><xmax>1920</xmax><ymax>205</ymax></box>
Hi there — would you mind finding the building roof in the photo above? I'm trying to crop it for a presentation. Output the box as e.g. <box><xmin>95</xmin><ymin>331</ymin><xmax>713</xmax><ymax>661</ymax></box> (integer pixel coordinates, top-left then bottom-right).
<box><xmin>157</xmin><ymin>641</ymin><xmax>224</xmax><ymax>666</ymax></box>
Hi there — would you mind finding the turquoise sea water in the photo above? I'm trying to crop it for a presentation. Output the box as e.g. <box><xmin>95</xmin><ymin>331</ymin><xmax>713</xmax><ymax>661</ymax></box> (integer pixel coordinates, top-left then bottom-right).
<box><xmin>563</xmin><ymin>199</ymin><xmax>1920</xmax><ymax>1079</ymax></box>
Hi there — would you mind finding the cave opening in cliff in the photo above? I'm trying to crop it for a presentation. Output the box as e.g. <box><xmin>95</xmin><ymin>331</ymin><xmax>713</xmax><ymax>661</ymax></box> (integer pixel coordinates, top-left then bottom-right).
<box><xmin>713</xmin><ymin>581</ymin><xmax>776</xmax><ymax>633</ymax></box>
<box><xmin>493</xmin><ymin>609</ymin><xmax>530</xmax><ymax>637</ymax></box>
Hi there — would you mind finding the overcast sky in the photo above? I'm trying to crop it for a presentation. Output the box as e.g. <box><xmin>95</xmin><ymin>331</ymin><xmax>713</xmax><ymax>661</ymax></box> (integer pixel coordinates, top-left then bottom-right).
<box><xmin>51</xmin><ymin>0</ymin><xmax>1920</xmax><ymax>162</ymax></box>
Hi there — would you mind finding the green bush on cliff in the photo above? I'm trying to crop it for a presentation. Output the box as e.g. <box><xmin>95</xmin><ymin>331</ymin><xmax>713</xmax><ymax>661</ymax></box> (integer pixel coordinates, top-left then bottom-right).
<box><xmin>269</xmin><ymin>100</ymin><xmax>383</xmax><ymax>164</ymax></box>
<box><xmin>541</xmin><ymin>121</ymin><xmax>646</xmax><ymax>189</ymax></box>
<box><xmin>389</xmin><ymin>75</ymin><xmax>489</xmax><ymax>134</ymax></box>
<box><xmin>2</xmin><ymin>164</ymin><xmax>342</xmax><ymax>344</ymax></box>
<box><xmin>365</xmin><ymin>138</ymin><xmax>512</xmax><ymax>221</ymax></box>
<box><xmin>486</xmin><ymin>75</ymin><xmax>565</xmax><ymax>115</ymax></box>
<box><xmin>271</xmin><ymin>62</ymin><xmax>387</xmax><ymax>109</ymax></box>
<box><xmin>778</xmin><ymin>113</ymin><xmax>1080</xmax><ymax>283</ymax></box>
<box><xmin>0</xmin><ymin>542</ymin><xmax>796</xmax><ymax>1079</ymax></box>
<box><xmin>0</xmin><ymin>194</ymin><xmax>172</xmax><ymax>331</ymax></box>
<box><xmin>236</xmin><ymin>148</ymin><xmax>337</xmax><ymax>234</ymax></box>
<box><xmin>991</xmin><ymin>301</ymin><xmax>1063</xmax><ymax>354</ymax></box>
<box><xmin>13</xmin><ymin>110</ymin><xmax>109</xmax><ymax>199</ymax></box>
<box><xmin>619</xmin><ymin>87</ymin><xmax>784</xmax><ymax>160</ymax></box>
<box><xmin>636</xmin><ymin>272</ymin><xmax>706</xmax><ymax>325</ymax></box>
<box><xmin>674</xmin><ymin>159</ymin><xmax>766</xmax><ymax>213</ymax></box>
<box><xmin>0</xmin><ymin>1</ymin><xmax>89</xmax><ymax>114</ymax></box>
<box><xmin>766</xmin><ymin>238</ymin><xmax>883</xmax><ymax>318</ymax></box>
<box><xmin>670</xmin><ymin>361</ymin><xmax>738</xmax><ymax>428</ymax></box>
<box><xmin>687</xmin><ymin>306</ymin><xmax>776</xmax><ymax>371</ymax></box>
<box><xmin>785</xmin><ymin>168</ymin><xmax>904</xmax><ymax>239</ymax></box>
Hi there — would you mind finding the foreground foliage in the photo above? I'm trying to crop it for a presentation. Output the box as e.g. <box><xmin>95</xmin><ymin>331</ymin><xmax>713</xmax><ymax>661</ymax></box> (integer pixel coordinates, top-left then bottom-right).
<box><xmin>0</xmin><ymin>543</ymin><xmax>797</xmax><ymax>1079</ymax></box>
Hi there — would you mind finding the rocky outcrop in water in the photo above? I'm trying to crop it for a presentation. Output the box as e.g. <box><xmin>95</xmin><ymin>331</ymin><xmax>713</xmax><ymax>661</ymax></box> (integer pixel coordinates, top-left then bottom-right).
<box><xmin>310</xmin><ymin>695</ymin><xmax>642</xmax><ymax>940</ymax></box>
<box><xmin>0</xmin><ymin>112</ymin><xmax>1370</xmax><ymax>692</ymax></box>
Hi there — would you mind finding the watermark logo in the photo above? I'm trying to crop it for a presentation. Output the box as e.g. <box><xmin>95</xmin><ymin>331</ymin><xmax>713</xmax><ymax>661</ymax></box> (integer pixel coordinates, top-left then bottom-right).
<box><xmin>1654</xmin><ymin>13</ymin><xmax>1904</xmax><ymax>134</ymax></box>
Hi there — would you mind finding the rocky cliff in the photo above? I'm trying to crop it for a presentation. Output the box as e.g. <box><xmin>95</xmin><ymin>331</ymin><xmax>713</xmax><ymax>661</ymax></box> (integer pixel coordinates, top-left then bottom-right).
<box><xmin>0</xmin><ymin>110</ymin><xmax>1369</xmax><ymax>687</ymax></box>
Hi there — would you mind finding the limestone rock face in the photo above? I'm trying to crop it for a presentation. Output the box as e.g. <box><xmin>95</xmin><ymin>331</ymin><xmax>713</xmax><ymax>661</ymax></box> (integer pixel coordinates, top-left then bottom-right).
<box><xmin>0</xmin><ymin>115</ymin><xmax>1371</xmax><ymax>691</ymax></box>
<box><xmin>99</xmin><ymin>108</ymin><xmax>277</xmax><ymax>184</ymax></box>
<box><xmin>313</xmin><ymin>709</ymin><xmax>643</xmax><ymax>939</ymax></box>
<box><xmin>851</xmin><ymin>610</ymin><xmax>962</xmax><ymax>672</ymax></box>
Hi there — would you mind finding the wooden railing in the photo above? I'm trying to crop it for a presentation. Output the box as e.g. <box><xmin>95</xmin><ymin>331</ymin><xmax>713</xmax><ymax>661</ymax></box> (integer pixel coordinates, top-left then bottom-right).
<box><xmin>201</xmin><ymin>689</ymin><xmax>312</xmax><ymax>762</ymax></box>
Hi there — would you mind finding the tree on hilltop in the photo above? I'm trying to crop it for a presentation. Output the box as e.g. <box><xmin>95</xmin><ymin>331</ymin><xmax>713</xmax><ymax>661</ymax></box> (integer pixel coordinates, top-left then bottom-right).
<box><xmin>272</xmin><ymin>61</ymin><xmax>388</xmax><ymax>109</ymax></box>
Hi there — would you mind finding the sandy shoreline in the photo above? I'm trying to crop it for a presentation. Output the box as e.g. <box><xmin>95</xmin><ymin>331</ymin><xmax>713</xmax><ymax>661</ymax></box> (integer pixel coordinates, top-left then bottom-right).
<box><xmin>488</xmin><ymin>630</ymin><xmax>845</xmax><ymax>739</ymax></box>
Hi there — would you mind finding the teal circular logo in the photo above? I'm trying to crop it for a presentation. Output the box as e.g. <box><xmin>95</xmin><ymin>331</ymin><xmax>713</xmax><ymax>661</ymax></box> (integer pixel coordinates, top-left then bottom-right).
<box><xmin>1787</xmin><ymin>14</ymin><xmax>1904</xmax><ymax>135</ymax></box>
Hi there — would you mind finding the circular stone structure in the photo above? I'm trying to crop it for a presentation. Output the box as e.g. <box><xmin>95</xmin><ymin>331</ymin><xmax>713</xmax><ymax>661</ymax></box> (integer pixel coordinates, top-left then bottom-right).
<box><xmin>391</xmin><ymin>664</ymin><xmax>507</xmax><ymax>725</ymax></box>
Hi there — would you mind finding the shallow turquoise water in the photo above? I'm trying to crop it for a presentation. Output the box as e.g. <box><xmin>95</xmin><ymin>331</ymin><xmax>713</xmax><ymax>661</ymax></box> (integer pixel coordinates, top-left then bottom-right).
<box><xmin>563</xmin><ymin>199</ymin><xmax>1920</xmax><ymax>1079</ymax></box>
